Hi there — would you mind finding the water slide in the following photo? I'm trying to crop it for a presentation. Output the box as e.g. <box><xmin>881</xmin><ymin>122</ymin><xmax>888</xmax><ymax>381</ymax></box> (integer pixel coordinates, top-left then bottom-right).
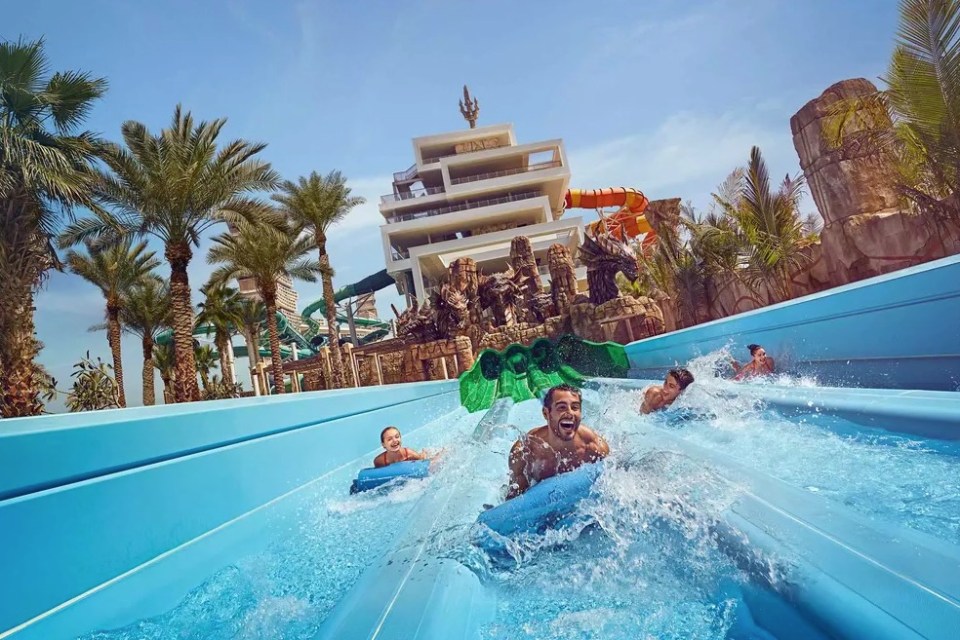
<box><xmin>564</xmin><ymin>187</ymin><xmax>656</xmax><ymax>244</ymax></box>
<box><xmin>3</xmin><ymin>254</ymin><xmax>960</xmax><ymax>639</ymax></box>
<box><xmin>300</xmin><ymin>269</ymin><xmax>395</xmax><ymax>331</ymax></box>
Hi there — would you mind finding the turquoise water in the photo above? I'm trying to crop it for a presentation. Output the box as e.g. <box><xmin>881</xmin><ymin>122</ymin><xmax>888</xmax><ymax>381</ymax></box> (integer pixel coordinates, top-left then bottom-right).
<box><xmin>81</xmin><ymin>407</ymin><xmax>485</xmax><ymax>640</ymax></box>
<box><xmin>84</xmin><ymin>367</ymin><xmax>960</xmax><ymax>639</ymax></box>
<box><xmin>595</xmin><ymin>349</ymin><xmax>960</xmax><ymax>545</ymax></box>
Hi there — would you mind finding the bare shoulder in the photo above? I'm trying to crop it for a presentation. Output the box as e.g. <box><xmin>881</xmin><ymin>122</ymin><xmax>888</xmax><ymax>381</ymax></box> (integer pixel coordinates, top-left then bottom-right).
<box><xmin>579</xmin><ymin>424</ymin><xmax>610</xmax><ymax>456</ymax></box>
<box><xmin>641</xmin><ymin>385</ymin><xmax>662</xmax><ymax>414</ymax></box>
<box><xmin>578</xmin><ymin>425</ymin><xmax>600</xmax><ymax>443</ymax></box>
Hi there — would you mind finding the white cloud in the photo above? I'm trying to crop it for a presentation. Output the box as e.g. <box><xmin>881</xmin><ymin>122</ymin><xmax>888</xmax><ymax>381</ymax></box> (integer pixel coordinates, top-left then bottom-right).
<box><xmin>568</xmin><ymin>109</ymin><xmax>800</xmax><ymax>210</ymax></box>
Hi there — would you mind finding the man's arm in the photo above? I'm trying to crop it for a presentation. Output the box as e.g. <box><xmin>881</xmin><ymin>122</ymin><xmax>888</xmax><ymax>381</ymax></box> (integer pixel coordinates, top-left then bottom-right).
<box><xmin>640</xmin><ymin>386</ymin><xmax>661</xmax><ymax>414</ymax></box>
<box><xmin>505</xmin><ymin>439</ymin><xmax>530</xmax><ymax>500</ymax></box>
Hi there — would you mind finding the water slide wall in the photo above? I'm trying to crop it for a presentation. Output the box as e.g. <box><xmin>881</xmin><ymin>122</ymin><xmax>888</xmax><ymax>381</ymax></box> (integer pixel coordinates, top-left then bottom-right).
<box><xmin>625</xmin><ymin>254</ymin><xmax>960</xmax><ymax>392</ymax></box>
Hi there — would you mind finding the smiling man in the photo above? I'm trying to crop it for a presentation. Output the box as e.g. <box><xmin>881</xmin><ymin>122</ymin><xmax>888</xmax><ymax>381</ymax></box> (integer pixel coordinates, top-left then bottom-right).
<box><xmin>505</xmin><ymin>384</ymin><xmax>610</xmax><ymax>499</ymax></box>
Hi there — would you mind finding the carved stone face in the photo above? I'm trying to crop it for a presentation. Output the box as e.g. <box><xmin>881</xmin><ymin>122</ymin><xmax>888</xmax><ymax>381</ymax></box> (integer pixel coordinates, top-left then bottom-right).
<box><xmin>479</xmin><ymin>273</ymin><xmax>522</xmax><ymax>326</ymax></box>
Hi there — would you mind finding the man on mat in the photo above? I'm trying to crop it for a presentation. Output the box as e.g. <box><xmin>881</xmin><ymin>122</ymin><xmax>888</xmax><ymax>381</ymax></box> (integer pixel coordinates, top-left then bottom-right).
<box><xmin>505</xmin><ymin>384</ymin><xmax>609</xmax><ymax>499</ymax></box>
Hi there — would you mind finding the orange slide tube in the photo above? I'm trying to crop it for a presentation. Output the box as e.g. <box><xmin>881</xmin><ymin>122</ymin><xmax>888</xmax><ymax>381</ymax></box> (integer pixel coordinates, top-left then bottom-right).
<box><xmin>564</xmin><ymin>188</ymin><xmax>655</xmax><ymax>243</ymax></box>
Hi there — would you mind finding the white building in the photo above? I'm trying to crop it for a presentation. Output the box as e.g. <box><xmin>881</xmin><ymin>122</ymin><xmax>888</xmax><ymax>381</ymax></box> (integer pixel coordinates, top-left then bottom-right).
<box><xmin>379</xmin><ymin>123</ymin><xmax>586</xmax><ymax>302</ymax></box>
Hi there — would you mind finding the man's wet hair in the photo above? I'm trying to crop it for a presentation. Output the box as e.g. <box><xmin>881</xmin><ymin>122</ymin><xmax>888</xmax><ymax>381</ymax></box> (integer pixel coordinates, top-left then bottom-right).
<box><xmin>748</xmin><ymin>344</ymin><xmax>762</xmax><ymax>356</ymax></box>
<box><xmin>380</xmin><ymin>426</ymin><xmax>400</xmax><ymax>443</ymax></box>
<box><xmin>543</xmin><ymin>384</ymin><xmax>582</xmax><ymax>408</ymax></box>
<box><xmin>668</xmin><ymin>368</ymin><xmax>695</xmax><ymax>390</ymax></box>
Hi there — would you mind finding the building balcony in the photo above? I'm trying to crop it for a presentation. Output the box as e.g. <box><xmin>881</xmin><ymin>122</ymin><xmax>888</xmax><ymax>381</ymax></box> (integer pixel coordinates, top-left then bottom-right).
<box><xmin>448</xmin><ymin>160</ymin><xmax>562</xmax><ymax>186</ymax></box>
<box><xmin>380</xmin><ymin>185</ymin><xmax>446</xmax><ymax>204</ymax></box>
<box><xmin>382</xmin><ymin>190</ymin><xmax>542</xmax><ymax>224</ymax></box>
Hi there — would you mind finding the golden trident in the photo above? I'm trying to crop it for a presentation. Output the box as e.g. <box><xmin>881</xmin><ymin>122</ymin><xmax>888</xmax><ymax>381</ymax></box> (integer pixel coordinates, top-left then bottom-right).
<box><xmin>459</xmin><ymin>85</ymin><xmax>479</xmax><ymax>129</ymax></box>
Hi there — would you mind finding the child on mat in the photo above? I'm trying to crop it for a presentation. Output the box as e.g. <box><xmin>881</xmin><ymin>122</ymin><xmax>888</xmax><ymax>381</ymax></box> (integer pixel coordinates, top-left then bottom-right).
<box><xmin>373</xmin><ymin>426</ymin><xmax>429</xmax><ymax>468</ymax></box>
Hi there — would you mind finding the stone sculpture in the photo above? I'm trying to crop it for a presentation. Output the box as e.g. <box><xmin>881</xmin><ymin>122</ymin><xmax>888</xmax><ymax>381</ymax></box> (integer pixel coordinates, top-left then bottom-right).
<box><xmin>546</xmin><ymin>243</ymin><xmax>578</xmax><ymax>315</ymax></box>
<box><xmin>478</xmin><ymin>268</ymin><xmax>523</xmax><ymax>327</ymax></box>
<box><xmin>579</xmin><ymin>230</ymin><xmax>640</xmax><ymax>305</ymax></box>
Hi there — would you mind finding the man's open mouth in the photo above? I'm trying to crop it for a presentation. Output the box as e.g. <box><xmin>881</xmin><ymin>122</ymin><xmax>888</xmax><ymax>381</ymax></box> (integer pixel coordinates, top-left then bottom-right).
<box><xmin>559</xmin><ymin>418</ymin><xmax>576</xmax><ymax>431</ymax></box>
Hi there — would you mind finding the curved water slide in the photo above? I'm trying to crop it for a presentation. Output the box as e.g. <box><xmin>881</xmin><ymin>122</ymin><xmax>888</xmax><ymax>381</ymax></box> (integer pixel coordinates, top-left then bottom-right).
<box><xmin>565</xmin><ymin>187</ymin><xmax>657</xmax><ymax>246</ymax></box>
<box><xmin>300</xmin><ymin>269</ymin><xmax>395</xmax><ymax>330</ymax></box>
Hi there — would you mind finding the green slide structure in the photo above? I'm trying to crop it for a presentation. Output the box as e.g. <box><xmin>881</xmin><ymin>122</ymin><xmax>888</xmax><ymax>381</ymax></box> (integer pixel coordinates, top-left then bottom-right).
<box><xmin>300</xmin><ymin>269</ymin><xmax>395</xmax><ymax>330</ymax></box>
<box><xmin>459</xmin><ymin>334</ymin><xmax>630</xmax><ymax>413</ymax></box>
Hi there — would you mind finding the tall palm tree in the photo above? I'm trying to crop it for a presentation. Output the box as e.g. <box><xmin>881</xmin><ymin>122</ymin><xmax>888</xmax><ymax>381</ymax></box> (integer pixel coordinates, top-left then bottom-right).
<box><xmin>713</xmin><ymin>147</ymin><xmax>808</xmax><ymax>303</ymax></box>
<box><xmin>0</xmin><ymin>38</ymin><xmax>107</xmax><ymax>417</ymax></box>
<box><xmin>207</xmin><ymin>220</ymin><xmax>326</xmax><ymax>394</ymax></box>
<box><xmin>153</xmin><ymin>342</ymin><xmax>175</xmax><ymax>404</ymax></box>
<box><xmin>236</xmin><ymin>296</ymin><xmax>266</xmax><ymax>390</ymax></box>
<box><xmin>194</xmin><ymin>344</ymin><xmax>217</xmax><ymax>392</ymax></box>
<box><xmin>120</xmin><ymin>277</ymin><xmax>170</xmax><ymax>405</ymax></box>
<box><xmin>196</xmin><ymin>283</ymin><xmax>243</xmax><ymax>386</ymax></box>
<box><xmin>272</xmin><ymin>171</ymin><xmax>364</xmax><ymax>388</ymax></box>
<box><xmin>64</xmin><ymin>238</ymin><xmax>161</xmax><ymax>407</ymax></box>
<box><xmin>60</xmin><ymin>106</ymin><xmax>279</xmax><ymax>403</ymax></box>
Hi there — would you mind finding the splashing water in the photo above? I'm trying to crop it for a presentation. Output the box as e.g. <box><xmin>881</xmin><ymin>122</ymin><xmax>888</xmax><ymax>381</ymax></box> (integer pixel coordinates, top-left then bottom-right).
<box><xmin>597</xmin><ymin>349</ymin><xmax>960</xmax><ymax>544</ymax></box>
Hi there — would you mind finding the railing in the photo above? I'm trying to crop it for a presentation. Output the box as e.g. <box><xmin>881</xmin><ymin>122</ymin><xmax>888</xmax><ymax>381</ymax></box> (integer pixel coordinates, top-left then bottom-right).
<box><xmin>383</xmin><ymin>190</ymin><xmax>543</xmax><ymax>224</ymax></box>
<box><xmin>390</xmin><ymin>248</ymin><xmax>410</xmax><ymax>261</ymax></box>
<box><xmin>393</xmin><ymin>164</ymin><xmax>419</xmax><ymax>183</ymax></box>
<box><xmin>450</xmin><ymin>160</ymin><xmax>562</xmax><ymax>186</ymax></box>
<box><xmin>380</xmin><ymin>185</ymin><xmax>446</xmax><ymax>204</ymax></box>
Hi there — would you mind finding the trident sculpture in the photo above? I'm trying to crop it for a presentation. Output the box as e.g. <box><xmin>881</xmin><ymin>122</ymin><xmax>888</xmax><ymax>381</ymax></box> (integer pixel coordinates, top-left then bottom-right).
<box><xmin>459</xmin><ymin>85</ymin><xmax>479</xmax><ymax>128</ymax></box>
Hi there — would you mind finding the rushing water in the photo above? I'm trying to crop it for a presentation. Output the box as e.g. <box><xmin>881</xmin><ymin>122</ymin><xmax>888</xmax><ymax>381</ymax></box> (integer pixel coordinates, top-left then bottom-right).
<box><xmin>85</xmin><ymin>356</ymin><xmax>960</xmax><ymax>639</ymax></box>
<box><xmin>595</xmin><ymin>347</ymin><xmax>960</xmax><ymax>545</ymax></box>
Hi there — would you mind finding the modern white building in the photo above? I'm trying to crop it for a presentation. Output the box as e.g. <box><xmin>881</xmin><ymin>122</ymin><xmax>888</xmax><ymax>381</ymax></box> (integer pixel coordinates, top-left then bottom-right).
<box><xmin>379</xmin><ymin>123</ymin><xmax>587</xmax><ymax>302</ymax></box>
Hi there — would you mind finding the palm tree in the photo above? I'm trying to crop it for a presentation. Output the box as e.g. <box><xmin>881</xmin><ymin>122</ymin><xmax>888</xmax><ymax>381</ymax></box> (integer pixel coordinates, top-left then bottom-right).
<box><xmin>194</xmin><ymin>344</ymin><xmax>218</xmax><ymax>392</ymax></box>
<box><xmin>236</xmin><ymin>296</ymin><xmax>266</xmax><ymax>391</ymax></box>
<box><xmin>207</xmin><ymin>219</ymin><xmax>327</xmax><ymax>394</ymax></box>
<box><xmin>153</xmin><ymin>342</ymin><xmax>176</xmax><ymax>404</ymax></box>
<box><xmin>64</xmin><ymin>238</ymin><xmax>161</xmax><ymax>407</ymax></box>
<box><xmin>196</xmin><ymin>283</ymin><xmax>243</xmax><ymax>386</ymax></box>
<box><xmin>60</xmin><ymin>106</ymin><xmax>279</xmax><ymax>404</ymax></box>
<box><xmin>713</xmin><ymin>147</ymin><xmax>809</xmax><ymax>303</ymax></box>
<box><xmin>120</xmin><ymin>277</ymin><xmax>170</xmax><ymax>405</ymax></box>
<box><xmin>0</xmin><ymin>38</ymin><xmax>107</xmax><ymax>417</ymax></box>
<box><xmin>272</xmin><ymin>171</ymin><xmax>364</xmax><ymax>388</ymax></box>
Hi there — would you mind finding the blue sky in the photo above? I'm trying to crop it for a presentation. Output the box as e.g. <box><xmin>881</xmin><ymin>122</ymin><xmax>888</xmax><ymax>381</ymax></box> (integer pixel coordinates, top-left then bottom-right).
<box><xmin>7</xmin><ymin>0</ymin><xmax>899</xmax><ymax>410</ymax></box>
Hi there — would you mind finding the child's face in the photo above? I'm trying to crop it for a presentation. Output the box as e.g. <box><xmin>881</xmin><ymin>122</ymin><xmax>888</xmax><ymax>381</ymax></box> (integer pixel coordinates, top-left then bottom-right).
<box><xmin>382</xmin><ymin>429</ymin><xmax>402</xmax><ymax>452</ymax></box>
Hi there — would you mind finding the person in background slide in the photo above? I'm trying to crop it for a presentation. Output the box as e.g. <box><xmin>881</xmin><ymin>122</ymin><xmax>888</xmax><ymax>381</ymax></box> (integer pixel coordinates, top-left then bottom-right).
<box><xmin>373</xmin><ymin>426</ymin><xmax>428</xmax><ymax>468</ymax></box>
<box><xmin>731</xmin><ymin>344</ymin><xmax>775</xmax><ymax>380</ymax></box>
<box><xmin>640</xmin><ymin>368</ymin><xmax>695</xmax><ymax>414</ymax></box>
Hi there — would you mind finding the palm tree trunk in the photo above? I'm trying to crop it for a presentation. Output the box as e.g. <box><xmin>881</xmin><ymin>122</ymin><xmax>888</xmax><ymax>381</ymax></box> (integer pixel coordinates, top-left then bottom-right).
<box><xmin>243</xmin><ymin>327</ymin><xmax>261</xmax><ymax>394</ymax></box>
<box><xmin>161</xmin><ymin>374</ymin><xmax>173</xmax><ymax>404</ymax></box>
<box><xmin>199</xmin><ymin>369</ymin><xmax>210</xmax><ymax>391</ymax></box>
<box><xmin>262</xmin><ymin>286</ymin><xmax>285</xmax><ymax>394</ymax></box>
<box><xmin>316</xmin><ymin>233</ymin><xmax>344</xmax><ymax>388</ymax></box>
<box><xmin>166</xmin><ymin>242</ymin><xmax>200</xmax><ymax>403</ymax></box>
<box><xmin>0</xmin><ymin>289</ymin><xmax>43</xmax><ymax>418</ymax></box>
<box><xmin>215</xmin><ymin>330</ymin><xmax>234</xmax><ymax>386</ymax></box>
<box><xmin>106</xmin><ymin>299</ymin><xmax>127</xmax><ymax>408</ymax></box>
<box><xmin>141</xmin><ymin>335</ymin><xmax>156</xmax><ymax>406</ymax></box>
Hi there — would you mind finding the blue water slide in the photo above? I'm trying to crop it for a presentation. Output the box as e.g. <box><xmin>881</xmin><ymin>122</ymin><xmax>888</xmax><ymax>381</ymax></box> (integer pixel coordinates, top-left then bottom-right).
<box><xmin>624</xmin><ymin>254</ymin><xmax>960</xmax><ymax>391</ymax></box>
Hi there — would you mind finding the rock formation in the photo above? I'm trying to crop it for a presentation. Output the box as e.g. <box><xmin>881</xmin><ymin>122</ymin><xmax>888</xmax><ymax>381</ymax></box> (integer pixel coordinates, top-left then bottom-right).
<box><xmin>791</xmin><ymin>78</ymin><xmax>960</xmax><ymax>284</ymax></box>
